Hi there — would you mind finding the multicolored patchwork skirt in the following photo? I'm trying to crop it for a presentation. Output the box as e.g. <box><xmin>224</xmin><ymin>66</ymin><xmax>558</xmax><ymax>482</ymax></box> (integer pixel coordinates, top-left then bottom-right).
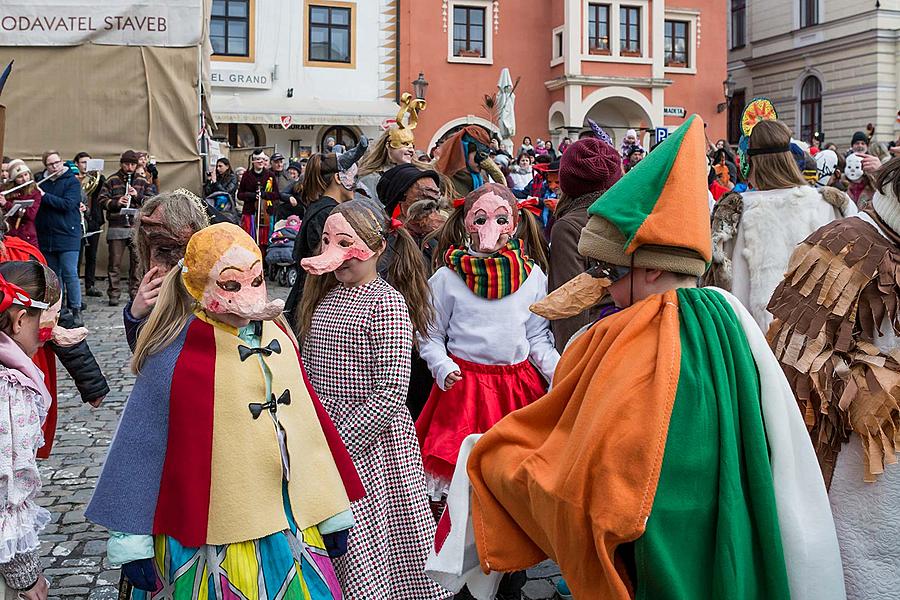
<box><xmin>131</xmin><ymin>525</ymin><xmax>341</xmax><ymax>600</ymax></box>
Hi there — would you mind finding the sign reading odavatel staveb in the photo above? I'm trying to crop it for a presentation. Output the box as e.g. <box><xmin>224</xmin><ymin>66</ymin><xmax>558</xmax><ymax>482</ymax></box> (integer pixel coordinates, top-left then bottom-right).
<box><xmin>0</xmin><ymin>0</ymin><xmax>202</xmax><ymax>47</ymax></box>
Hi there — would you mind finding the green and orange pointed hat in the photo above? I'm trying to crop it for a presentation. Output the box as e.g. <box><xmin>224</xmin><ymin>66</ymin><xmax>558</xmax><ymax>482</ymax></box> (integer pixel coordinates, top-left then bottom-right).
<box><xmin>578</xmin><ymin>114</ymin><xmax>711</xmax><ymax>276</ymax></box>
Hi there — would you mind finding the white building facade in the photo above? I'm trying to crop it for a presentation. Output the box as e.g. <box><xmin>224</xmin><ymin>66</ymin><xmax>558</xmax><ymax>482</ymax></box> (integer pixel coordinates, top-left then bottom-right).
<box><xmin>209</xmin><ymin>0</ymin><xmax>400</xmax><ymax>160</ymax></box>
<box><xmin>726</xmin><ymin>0</ymin><xmax>900</xmax><ymax>149</ymax></box>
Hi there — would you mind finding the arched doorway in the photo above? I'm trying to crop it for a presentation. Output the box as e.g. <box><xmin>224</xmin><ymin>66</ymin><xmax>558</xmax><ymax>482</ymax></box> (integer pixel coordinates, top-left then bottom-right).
<box><xmin>428</xmin><ymin>117</ymin><xmax>499</xmax><ymax>154</ymax></box>
<box><xmin>580</xmin><ymin>92</ymin><xmax>655</xmax><ymax>148</ymax></box>
<box><xmin>320</xmin><ymin>126</ymin><xmax>359</xmax><ymax>151</ymax></box>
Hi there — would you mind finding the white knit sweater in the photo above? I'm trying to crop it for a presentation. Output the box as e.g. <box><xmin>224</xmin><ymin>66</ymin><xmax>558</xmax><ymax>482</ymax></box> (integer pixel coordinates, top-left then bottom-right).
<box><xmin>418</xmin><ymin>266</ymin><xmax>559</xmax><ymax>390</ymax></box>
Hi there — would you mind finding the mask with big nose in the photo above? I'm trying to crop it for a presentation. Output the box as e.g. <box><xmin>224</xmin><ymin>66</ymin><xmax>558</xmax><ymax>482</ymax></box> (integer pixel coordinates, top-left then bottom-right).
<box><xmin>182</xmin><ymin>223</ymin><xmax>284</xmax><ymax>321</ymax></box>
<box><xmin>464</xmin><ymin>186</ymin><xmax>518</xmax><ymax>253</ymax></box>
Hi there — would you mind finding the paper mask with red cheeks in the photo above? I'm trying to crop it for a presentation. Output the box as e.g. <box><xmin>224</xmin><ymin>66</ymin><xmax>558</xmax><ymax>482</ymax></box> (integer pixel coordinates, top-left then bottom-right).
<box><xmin>464</xmin><ymin>184</ymin><xmax>518</xmax><ymax>253</ymax></box>
<box><xmin>182</xmin><ymin>223</ymin><xmax>285</xmax><ymax>321</ymax></box>
<box><xmin>301</xmin><ymin>212</ymin><xmax>375</xmax><ymax>275</ymax></box>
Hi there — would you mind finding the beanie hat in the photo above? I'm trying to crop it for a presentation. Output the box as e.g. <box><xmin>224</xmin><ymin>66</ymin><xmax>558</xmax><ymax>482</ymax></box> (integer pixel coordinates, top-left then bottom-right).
<box><xmin>120</xmin><ymin>150</ymin><xmax>140</xmax><ymax>164</ymax></box>
<box><xmin>376</xmin><ymin>163</ymin><xmax>440</xmax><ymax>216</ymax></box>
<box><xmin>7</xmin><ymin>161</ymin><xmax>30</xmax><ymax>182</ymax></box>
<box><xmin>851</xmin><ymin>131</ymin><xmax>868</xmax><ymax>145</ymax></box>
<box><xmin>578</xmin><ymin>114</ymin><xmax>711</xmax><ymax>276</ymax></box>
<box><xmin>559</xmin><ymin>138</ymin><xmax>622</xmax><ymax>198</ymax></box>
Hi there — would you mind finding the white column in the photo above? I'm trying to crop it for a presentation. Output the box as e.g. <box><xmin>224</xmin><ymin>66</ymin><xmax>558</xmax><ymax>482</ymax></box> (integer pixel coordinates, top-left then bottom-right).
<box><xmin>650</xmin><ymin>0</ymin><xmax>665</xmax><ymax>129</ymax></box>
<box><xmin>564</xmin><ymin>0</ymin><xmax>581</xmax><ymax>76</ymax></box>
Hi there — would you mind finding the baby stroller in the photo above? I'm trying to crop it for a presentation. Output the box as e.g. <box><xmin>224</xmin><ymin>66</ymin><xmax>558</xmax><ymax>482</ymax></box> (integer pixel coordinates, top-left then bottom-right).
<box><xmin>205</xmin><ymin>192</ymin><xmax>240</xmax><ymax>225</ymax></box>
<box><xmin>265</xmin><ymin>215</ymin><xmax>301</xmax><ymax>287</ymax></box>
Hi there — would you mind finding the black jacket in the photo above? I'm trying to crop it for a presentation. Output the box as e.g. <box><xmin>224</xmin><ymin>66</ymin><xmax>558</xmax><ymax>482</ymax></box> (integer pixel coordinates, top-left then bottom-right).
<box><xmin>51</xmin><ymin>311</ymin><xmax>109</xmax><ymax>403</ymax></box>
<box><xmin>284</xmin><ymin>195</ymin><xmax>338</xmax><ymax>326</ymax></box>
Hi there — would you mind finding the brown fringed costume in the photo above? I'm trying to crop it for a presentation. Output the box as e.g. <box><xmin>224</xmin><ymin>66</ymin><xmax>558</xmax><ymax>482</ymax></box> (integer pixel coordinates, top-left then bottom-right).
<box><xmin>767</xmin><ymin>207</ymin><xmax>900</xmax><ymax>487</ymax></box>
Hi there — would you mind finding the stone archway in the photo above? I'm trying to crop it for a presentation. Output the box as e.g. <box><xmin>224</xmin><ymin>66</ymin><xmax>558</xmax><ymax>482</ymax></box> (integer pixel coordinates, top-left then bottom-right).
<box><xmin>579</xmin><ymin>88</ymin><xmax>656</xmax><ymax>147</ymax></box>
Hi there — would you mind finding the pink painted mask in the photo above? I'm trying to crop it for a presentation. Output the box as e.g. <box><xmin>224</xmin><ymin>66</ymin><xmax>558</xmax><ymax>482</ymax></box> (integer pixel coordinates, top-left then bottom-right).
<box><xmin>200</xmin><ymin>245</ymin><xmax>283</xmax><ymax>320</ymax></box>
<box><xmin>464</xmin><ymin>192</ymin><xmax>516</xmax><ymax>253</ymax></box>
<box><xmin>40</xmin><ymin>298</ymin><xmax>88</xmax><ymax>347</ymax></box>
<box><xmin>301</xmin><ymin>212</ymin><xmax>375</xmax><ymax>275</ymax></box>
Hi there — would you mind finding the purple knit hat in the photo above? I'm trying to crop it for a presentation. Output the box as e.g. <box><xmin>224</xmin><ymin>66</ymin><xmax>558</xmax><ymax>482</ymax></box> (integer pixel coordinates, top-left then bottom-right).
<box><xmin>559</xmin><ymin>138</ymin><xmax>623</xmax><ymax>198</ymax></box>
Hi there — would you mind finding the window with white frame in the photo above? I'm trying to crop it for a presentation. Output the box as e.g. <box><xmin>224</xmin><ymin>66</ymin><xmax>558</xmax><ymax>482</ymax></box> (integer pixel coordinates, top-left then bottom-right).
<box><xmin>552</xmin><ymin>26</ymin><xmax>565</xmax><ymax>62</ymax></box>
<box><xmin>448</xmin><ymin>1</ymin><xmax>493</xmax><ymax>64</ymax></box>
<box><xmin>582</xmin><ymin>0</ymin><xmax>647</xmax><ymax>61</ymax></box>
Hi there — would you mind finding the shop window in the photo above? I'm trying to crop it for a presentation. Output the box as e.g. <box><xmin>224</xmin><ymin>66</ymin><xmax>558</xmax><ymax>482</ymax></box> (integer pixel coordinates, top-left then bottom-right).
<box><xmin>620</xmin><ymin>6</ymin><xmax>641</xmax><ymax>56</ymax></box>
<box><xmin>664</xmin><ymin>20</ymin><xmax>688</xmax><ymax>67</ymax></box>
<box><xmin>211</xmin><ymin>0</ymin><xmax>252</xmax><ymax>58</ymax></box>
<box><xmin>308</xmin><ymin>3</ymin><xmax>353</xmax><ymax>64</ymax></box>
<box><xmin>588</xmin><ymin>4</ymin><xmax>611</xmax><ymax>55</ymax></box>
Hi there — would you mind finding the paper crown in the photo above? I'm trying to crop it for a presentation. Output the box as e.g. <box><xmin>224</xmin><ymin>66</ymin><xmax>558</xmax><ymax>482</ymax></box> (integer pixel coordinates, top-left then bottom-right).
<box><xmin>389</xmin><ymin>92</ymin><xmax>426</xmax><ymax>149</ymax></box>
<box><xmin>586</xmin><ymin>114</ymin><xmax>712</xmax><ymax>265</ymax></box>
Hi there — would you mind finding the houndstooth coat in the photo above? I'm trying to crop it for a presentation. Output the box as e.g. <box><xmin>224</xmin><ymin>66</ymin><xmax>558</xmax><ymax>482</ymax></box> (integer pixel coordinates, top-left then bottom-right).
<box><xmin>302</xmin><ymin>278</ymin><xmax>449</xmax><ymax>599</ymax></box>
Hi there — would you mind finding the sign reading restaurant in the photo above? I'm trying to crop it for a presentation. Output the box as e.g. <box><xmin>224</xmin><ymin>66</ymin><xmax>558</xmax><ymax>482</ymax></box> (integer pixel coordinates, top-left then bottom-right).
<box><xmin>0</xmin><ymin>1</ymin><xmax>202</xmax><ymax>46</ymax></box>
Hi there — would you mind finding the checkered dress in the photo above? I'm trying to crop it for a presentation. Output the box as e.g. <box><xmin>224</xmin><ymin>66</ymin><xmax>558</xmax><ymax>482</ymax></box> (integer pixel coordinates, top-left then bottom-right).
<box><xmin>302</xmin><ymin>278</ymin><xmax>450</xmax><ymax>599</ymax></box>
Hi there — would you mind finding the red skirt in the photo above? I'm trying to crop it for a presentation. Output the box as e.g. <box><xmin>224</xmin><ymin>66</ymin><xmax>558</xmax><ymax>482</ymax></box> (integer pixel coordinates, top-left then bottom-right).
<box><xmin>240</xmin><ymin>214</ymin><xmax>269</xmax><ymax>246</ymax></box>
<box><xmin>416</xmin><ymin>355</ymin><xmax>546</xmax><ymax>483</ymax></box>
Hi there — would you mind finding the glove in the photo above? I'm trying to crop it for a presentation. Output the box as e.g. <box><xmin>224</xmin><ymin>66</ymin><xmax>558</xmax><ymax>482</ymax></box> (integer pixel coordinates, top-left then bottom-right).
<box><xmin>323</xmin><ymin>530</ymin><xmax>350</xmax><ymax>558</ymax></box>
<box><xmin>122</xmin><ymin>558</ymin><xmax>158</xmax><ymax>591</ymax></box>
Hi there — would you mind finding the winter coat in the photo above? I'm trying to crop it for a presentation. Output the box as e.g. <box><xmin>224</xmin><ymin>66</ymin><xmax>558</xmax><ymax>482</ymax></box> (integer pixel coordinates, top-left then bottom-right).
<box><xmin>204</xmin><ymin>172</ymin><xmax>239</xmax><ymax>201</ymax></box>
<box><xmin>3</xmin><ymin>188</ymin><xmax>42</xmax><ymax>248</ymax></box>
<box><xmin>284</xmin><ymin>195</ymin><xmax>338</xmax><ymax>326</ymax></box>
<box><xmin>548</xmin><ymin>193</ymin><xmax>604</xmax><ymax>351</ymax></box>
<box><xmin>508</xmin><ymin>167</ymin><xmax>534</xmax><ymax>191</ymax></box>
<box><xmin>51</xmin><ymin>309</ymin><xmax>109</xmax><ymax>404</ymax></box>
<box><xmin>99</xmin><ymin>170</ymin><xmax>151</xmax><ymax>231</ymax></box>
<box><xmin>35</xmin><ymin>168</ymin><xmax>83</xmax><ymax>253</ymax></box>
<box><xmin>237</xmin><ymin>168</ymin><xmax>279</xmax><ymax>216</ymax></box>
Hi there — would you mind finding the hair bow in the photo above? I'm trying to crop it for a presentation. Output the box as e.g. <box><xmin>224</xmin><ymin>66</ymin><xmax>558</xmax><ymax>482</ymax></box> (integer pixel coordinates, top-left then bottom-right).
<box><xmin>452</xmin><ymin>197</ymin><xmax>466</xmax><ymax>209</ymax></box>
<box><xmin>390</xmin><ymin>218</ymin><xmax>404</xmax><ymax>231</ymax></box>
<box><xmin>517</xmin><ymin>197</ymin><xmax>543</xmax><ymax>217</ymax></box>
<box><xmin>0</xmin><ymin>275</ymin><xmax>46</xmax><ymax>312</ymax></box>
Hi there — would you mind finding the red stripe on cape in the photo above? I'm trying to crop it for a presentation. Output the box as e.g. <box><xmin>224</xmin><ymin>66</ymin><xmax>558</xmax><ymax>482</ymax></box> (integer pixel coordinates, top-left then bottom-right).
<box><xmin>153</xmin><ymin>319</ymin><xmax>216</xmax><ymax>545</ymax></box>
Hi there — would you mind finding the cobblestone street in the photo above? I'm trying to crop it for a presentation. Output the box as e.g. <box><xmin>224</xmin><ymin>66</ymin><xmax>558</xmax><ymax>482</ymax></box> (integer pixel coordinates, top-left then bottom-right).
<box><xmin>38</xmin><ymin>285</ymin><xmax>561</xmax><ymax>599</ymax></box>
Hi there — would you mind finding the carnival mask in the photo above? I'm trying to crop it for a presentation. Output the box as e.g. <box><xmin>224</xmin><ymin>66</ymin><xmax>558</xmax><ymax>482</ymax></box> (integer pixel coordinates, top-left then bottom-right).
<box><xmin>182</xmin><ymin>223</ymin><xmax>284</xmax><ymax>321</ymax></box>
<box><xmin>301</xmin><ymin>212</ymin><xmax>375</xmax><ymax>275</ymax></box>
<box><xmin>39</xmin><ymin>298</ymin><xmax>87</xmax><ymax>347</ymax></box>
<box><xmin>465</xmin><ymin>192</ymin><xmax>516</xmax><ymax>253</ymax></box>
<box><xmin>338</xmin><ymin>163</ymin><xmax>358</xmax><ymax>192</ymax></box>
<box><xmin>845</xmin><ymin>154</ymin><xmax>864</xmax><ymax>182</ymax></box>
<box><xmin>815</xmin><ymin>150</ymin><xmax>838</xmax><ymax>186</ymax></box>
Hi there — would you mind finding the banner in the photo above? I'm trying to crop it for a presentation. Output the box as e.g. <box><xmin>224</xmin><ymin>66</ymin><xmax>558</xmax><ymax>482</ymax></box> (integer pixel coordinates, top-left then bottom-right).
<box><xmin>0</xmin><ymin>0</ymin><xmax>203</xmax><ymax>47</ymax></box>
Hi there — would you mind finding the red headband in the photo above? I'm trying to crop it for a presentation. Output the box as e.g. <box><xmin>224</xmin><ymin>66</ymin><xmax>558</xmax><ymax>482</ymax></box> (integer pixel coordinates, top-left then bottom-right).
<box><xmin>0</xmin><ymin>275</ymin><xmax>44</xmax><ymax>312</ymax></box>
<box><xmin>517</xmin><ymin>197</ymin><xmax>542</xmax><ymax>217</ymax></box>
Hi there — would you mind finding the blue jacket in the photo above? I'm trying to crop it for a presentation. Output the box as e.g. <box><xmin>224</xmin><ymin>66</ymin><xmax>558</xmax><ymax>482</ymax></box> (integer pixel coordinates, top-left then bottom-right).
<box><xmin>36</xmin><ymin>168</ymin><xmax>83</xmax><ymax>252</ymax></box>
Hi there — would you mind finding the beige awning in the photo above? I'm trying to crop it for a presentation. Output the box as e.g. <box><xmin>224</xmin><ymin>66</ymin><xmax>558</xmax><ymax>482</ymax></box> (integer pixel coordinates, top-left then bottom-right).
<box><xmin>210</xmin><ymin>96</ymin><xmax>399</xmax><ymax>127</ymax></box>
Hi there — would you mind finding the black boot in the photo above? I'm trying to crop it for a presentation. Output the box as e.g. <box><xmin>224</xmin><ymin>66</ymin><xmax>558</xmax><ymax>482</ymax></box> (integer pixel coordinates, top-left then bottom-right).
<box><xmin>70</xmin><ymin>308</ymin><xmax>84</xmax><ymax>328</ymax></box>
<box><xmin>85</xmin><ymin>288</ymin><xmax>103</xmax><ymax>297</ymax></box>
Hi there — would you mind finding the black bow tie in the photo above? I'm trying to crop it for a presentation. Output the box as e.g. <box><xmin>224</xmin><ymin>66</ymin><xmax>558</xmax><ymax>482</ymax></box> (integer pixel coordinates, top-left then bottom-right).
<box><xmin>249</xmin><ymin>389</ymin><xmax>291</xmax><ymax>420</ymax></box>
<box><xmin>238</xmin><ymin>339</ymin><xmax>282</xmax><ymax>362</ymax></box>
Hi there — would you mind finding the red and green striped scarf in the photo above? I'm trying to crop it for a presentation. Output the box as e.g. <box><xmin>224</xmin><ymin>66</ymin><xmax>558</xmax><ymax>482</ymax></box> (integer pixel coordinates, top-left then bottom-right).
<box><xmin>444</xmin><ymin>240</ymin><xmax>534</xmax><ymax>299</ymax></box>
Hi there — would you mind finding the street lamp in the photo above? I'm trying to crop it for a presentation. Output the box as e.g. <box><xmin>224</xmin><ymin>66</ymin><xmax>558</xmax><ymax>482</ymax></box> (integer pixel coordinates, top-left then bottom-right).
<box><xmin>412</xmin><ymin>72</ymin><xmax>429</xmax><ymax>100</ymax></box>
<box><xmin>717</xmin><ymin>74</ymin><xmax>736</xmax><ymax>113</ymax></box>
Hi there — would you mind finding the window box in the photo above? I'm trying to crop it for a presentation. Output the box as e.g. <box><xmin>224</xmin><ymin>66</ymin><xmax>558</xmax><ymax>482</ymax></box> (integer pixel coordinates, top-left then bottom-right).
<box><xmin>621</xmin><ymin>49</ymin><xmax>642</xmax><ymax>57</ymax></box>
<box><xmin>589</xmin><ymin>47</ymin><xmax>612</xmax><ymax>56</ymax></box>
<box><xmin>457</xmin><ymin>48</ymin><xmax>483</xmax><ymax>58</ymax></box>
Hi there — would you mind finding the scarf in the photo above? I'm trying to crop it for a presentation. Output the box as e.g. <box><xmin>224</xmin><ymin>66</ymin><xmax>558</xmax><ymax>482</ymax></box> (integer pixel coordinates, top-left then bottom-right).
<box><xmin>0</xmin><ymin>332</ymin><xmax>51</xmax><ymax>417</ymax></box>
<box><xmin>444</xmin><ymin>240</ymin><xmax>534</xmax><ymax>300</ymax></box>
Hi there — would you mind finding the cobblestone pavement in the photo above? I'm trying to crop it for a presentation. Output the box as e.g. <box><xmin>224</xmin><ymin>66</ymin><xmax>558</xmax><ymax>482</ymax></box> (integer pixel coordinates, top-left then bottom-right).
<box><xmin>39</xmin><ymin>283</ymin><xmax>561</xmax><ymax>600</ymax></box>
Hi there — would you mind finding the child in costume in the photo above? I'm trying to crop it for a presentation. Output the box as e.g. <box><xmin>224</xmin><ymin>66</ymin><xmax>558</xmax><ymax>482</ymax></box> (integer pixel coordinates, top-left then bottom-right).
<box><xmin>767</xmin><ymin>158</ymin><xmax>900</xmax><ymax>599</ymax></box>
<box><xmin>426</xmin><ymin>115</ymin><xmax>845</xmax><ymax>600</ymax></box>
<box><xmin>417</xmin><ymin>182</ymin><xmax>557</xmax><ymax>505</ymax></box>
<box><xmin>86</xmin><ymin>223</ymin><xmax>364</xmax><ymax>600</ymax></box>
<box><xmin>0</xmin><ymin>261</ymin><xmax>59</xmax><ymax>600</ymax></box>
<box><xmin>704</xmin><ymin>99</ymin><xmax>856</xmax><ymax>331</ymax></box>
<box><xmin>297</xmin><ymin>198</ymin><xmax>449</xmax><ymax>599</ymax></box>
